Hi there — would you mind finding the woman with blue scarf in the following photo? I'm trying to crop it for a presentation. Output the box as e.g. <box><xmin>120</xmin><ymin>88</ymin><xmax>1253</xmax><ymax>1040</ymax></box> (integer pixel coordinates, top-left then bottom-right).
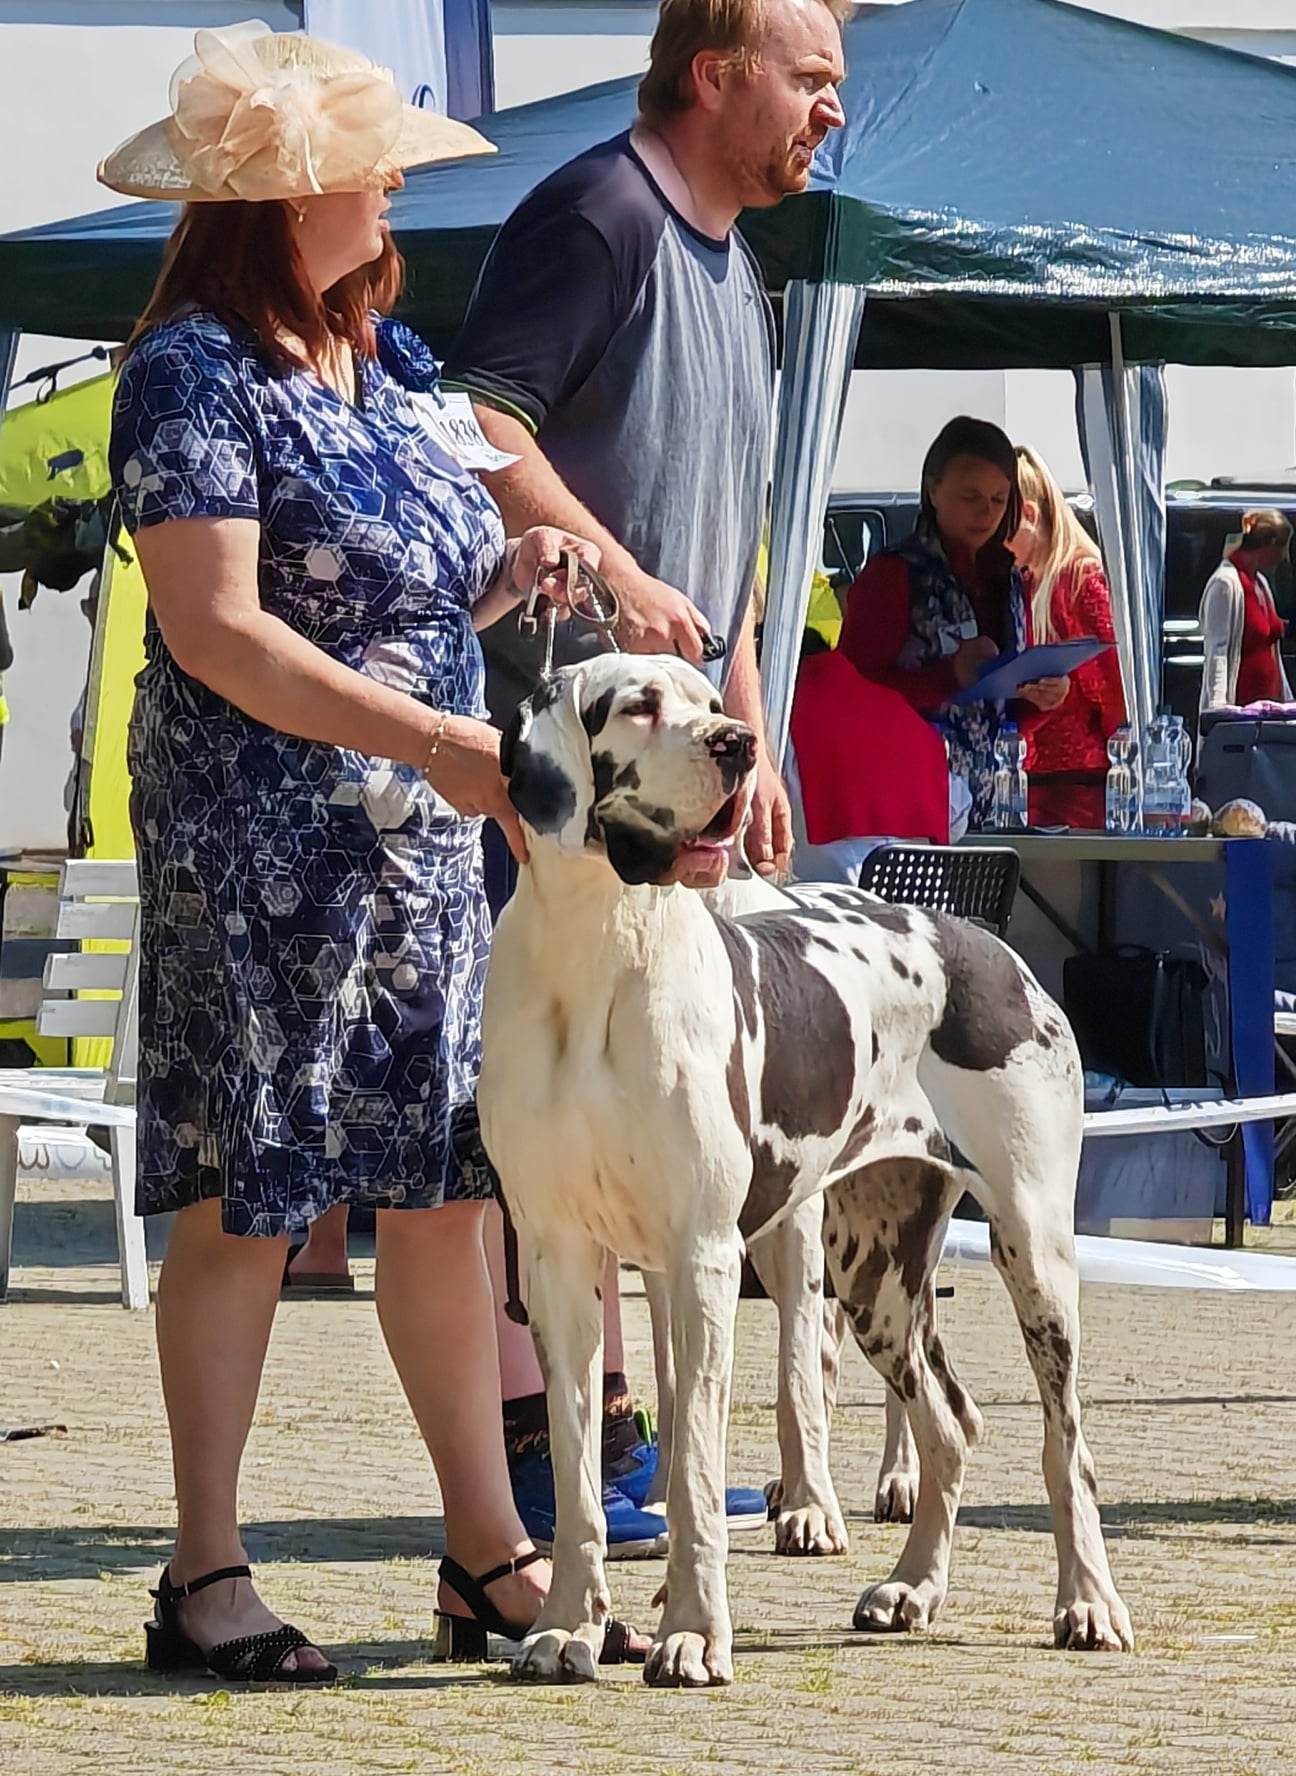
<box><xmin>841</xmin><ymin>416</ymin><xmax>1067</xmax><ymax>827</ymax></box>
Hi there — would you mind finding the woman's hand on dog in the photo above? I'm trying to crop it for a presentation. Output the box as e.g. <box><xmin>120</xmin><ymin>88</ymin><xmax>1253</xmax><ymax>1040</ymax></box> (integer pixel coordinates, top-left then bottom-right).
<box><xmin>425</xmin><ymin>715</ymin><xmax>529</xmax><ymax>863</ymax></box>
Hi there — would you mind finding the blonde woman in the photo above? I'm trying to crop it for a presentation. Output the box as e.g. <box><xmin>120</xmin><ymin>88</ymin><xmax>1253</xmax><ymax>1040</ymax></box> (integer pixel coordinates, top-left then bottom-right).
<box><xmin>1009</xmin><ymin>446</ymin><xmax>1126</xmax><ymax>828</ymax></box>
<box><xmin>1200</xmin><ymin>510</ymin><xmax>1293</xmax><ymax>712</ymax></box>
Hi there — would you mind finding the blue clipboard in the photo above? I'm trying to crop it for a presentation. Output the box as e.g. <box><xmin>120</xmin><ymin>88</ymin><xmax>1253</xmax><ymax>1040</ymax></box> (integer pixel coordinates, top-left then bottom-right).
<box><xmin>951</xmin><ymin>637</ymin><xmax>1111</xmax><ymax>705</ymax></box>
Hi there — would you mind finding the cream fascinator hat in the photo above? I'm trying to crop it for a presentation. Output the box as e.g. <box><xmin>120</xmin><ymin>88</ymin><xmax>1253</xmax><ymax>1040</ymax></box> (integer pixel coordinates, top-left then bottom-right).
<box><xmin>97</xmin><ymin>20</ymin><xmax>494</xmax><ymax>203</ymax></box>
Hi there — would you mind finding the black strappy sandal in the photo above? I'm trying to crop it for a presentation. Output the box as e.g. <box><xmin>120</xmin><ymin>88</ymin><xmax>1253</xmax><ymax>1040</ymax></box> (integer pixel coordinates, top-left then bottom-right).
<box><xmin>434</xmin><ymin>1551</ymin><xmax>645</xmax><ymax>1665</ymax></box>
<box><xmin>145</xmin><ymin>1564</ymin><xmax>338</xmax><ymax>1685</ymax></box>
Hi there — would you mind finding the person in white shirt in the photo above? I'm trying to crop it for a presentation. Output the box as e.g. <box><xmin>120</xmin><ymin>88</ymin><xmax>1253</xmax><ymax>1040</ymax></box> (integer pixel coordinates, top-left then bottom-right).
<box><xmin>1200</xmin><ymin>509</ymin><xmax>1293</xmax><ymax>711</ymax></box>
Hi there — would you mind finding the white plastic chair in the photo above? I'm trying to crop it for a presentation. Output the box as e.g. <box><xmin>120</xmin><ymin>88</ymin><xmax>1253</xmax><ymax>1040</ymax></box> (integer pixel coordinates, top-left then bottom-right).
<box><xmin>0</xmin><ymin>859</ymin><xmax>146</xmax><ymax>1309</ymax></box>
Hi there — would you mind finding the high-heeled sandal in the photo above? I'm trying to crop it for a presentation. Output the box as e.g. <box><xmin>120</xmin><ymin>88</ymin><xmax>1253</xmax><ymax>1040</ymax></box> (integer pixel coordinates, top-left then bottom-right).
<box><xmin>144</xmin><ymin>1564</ymin><xmax>338</xmax><ymax>1685</ymax></box>
<box><xmin>433</xmin><ymin>1551</ymin><xmax>645</xmax><ymax>1665</ymax></box>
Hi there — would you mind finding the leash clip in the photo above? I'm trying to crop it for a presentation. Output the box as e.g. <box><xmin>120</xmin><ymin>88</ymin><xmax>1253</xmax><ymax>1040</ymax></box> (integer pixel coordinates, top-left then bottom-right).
<box><xmin>518</xmin><ymin>559</ymin><xmax>557</xmax><ymax>682</ymax></box>
<box><xmin>521</xmin><ymin>546</ymin><xmax>623</xmax><ymax>685</ymax></box>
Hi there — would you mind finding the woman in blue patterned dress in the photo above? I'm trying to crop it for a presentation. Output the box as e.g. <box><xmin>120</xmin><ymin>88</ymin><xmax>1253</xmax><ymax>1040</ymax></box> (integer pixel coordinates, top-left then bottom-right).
<box><xmin>100</xmin><ymin>25</ymin><xmax>641</xmax><ymax>1684</ymax></box>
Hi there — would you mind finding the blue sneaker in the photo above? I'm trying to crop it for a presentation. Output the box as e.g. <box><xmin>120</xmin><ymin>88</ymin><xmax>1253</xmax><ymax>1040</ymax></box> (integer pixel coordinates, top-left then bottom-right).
<box><xmin>510</xmin><ymin>1450</ymin><xmax>666</xmax><ymax>1560</ymax></box>
<box><xmin>611</xmin><ymin>1438</ymin><xmax>771</xmax><ymax>1534</ymax></box>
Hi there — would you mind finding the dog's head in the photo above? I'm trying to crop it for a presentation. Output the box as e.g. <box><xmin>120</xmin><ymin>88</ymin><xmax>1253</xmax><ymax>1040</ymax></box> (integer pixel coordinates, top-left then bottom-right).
<box><xmin>501</xmin><ymin>655</ymin><xmax>759</xmax><ymax>888</ymax></box>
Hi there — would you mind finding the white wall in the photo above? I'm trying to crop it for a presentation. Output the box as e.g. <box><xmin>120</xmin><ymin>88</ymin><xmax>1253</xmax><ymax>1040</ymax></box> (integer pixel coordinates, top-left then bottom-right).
<box><xmin>493</xmin><ymin>1</ymin><xmax>655</xmax><ymax>106</ymax></box>
<box><xmin>1076</xmin><ymin>1</ymin><xmax>1295</xmax><ymax>30</ymax></box>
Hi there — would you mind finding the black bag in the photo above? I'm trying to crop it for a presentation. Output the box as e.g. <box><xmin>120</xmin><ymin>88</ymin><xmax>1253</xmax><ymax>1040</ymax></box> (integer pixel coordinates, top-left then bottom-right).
<box><xmin>1062</xmin><ymin>945</ymin><xmax>1209</xmax><ymax>1089</ymax></box>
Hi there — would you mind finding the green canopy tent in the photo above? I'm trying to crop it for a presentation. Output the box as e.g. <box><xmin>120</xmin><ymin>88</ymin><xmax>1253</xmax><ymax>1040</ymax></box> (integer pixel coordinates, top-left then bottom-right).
<box><xmin>6</xmin><ymin>0</ymin><xmax>1296</xmax><ymax>747</ymax></box>
<box><xmin>6</xmin><ymin>0</ymin><xmax>1296</xmax><ymax>365</ymax></box>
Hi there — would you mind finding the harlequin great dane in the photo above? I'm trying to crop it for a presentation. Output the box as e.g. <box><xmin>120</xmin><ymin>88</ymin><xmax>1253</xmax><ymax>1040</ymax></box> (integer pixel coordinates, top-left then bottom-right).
<box><xmin>478</xmin><ymin>654</ymin><xmax>1133</xmax><ymax>1687</ymax></box>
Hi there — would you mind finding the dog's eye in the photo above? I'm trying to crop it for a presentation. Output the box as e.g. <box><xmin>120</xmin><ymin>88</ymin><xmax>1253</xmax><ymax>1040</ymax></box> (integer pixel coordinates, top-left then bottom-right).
<box><xmin>620</xmin><ymin>695</ymin><xmax>660</xmax><ymax>722</ymax></box>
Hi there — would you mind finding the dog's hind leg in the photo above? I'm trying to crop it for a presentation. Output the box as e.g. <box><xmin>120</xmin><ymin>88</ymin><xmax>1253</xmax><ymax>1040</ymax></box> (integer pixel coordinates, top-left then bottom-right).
<box><xmin>512</xmin><ymin>1228</ymin><xmax>613</xmax><ymax>1684</ymax></box>
<box><xmin>825</xmin><ymin>1160</ymin><xmax>982</xmax><ymax>1635</ymax></box>
<box><xmin>761</xmin><ymin>1296</ymin><xmax>847</xmax><ymax>1526</ymax></box>
<box><xmin>820</xmin><ymin>1293</ymin><xmax>847</xmax><ymax>1422</ymax></box>
<box><xmin>748</xmin><ymin>1196</ymin><xmax>848</xmax><ymax>1556</ymax></box>
<box><xmin>645</xmin><ymin>1228</ymin><xmax>743</xmax><ymax>1688</ymax></box>
<box><xmin>985</xmin><ymin>1200</ymin><xmax>1132</xmax><ymax>1650</ymax></box>
<box><xmin>875</xmin><ymin>1386</ymin><xmax>919</xmax><ymax>1524</ymax></box>
<box><xmin>923</xmin><ymin>1047</ymin><xmax>1134</xmax><ymax>1653</ymax></box>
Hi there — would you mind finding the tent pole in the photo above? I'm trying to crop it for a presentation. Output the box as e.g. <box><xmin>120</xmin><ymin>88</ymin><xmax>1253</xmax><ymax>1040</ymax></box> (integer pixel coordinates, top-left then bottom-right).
<box><xmin>762</xmin><ymin>280</ymin><xmax>865</xmax><ymax>772</ymax></box>
<box><xmin>1108</xmin><ymin>311</ymin><xmax>1156</xmax><ymax>731</ymax></box>
<box><xmin>1077</xmin><ymin>363</ymin><xmax>1136</xmax><ymax>743</ymax></box>
<box><xmin>72</xmin><ymin>543</ymin><xmax>119</xmax><ymax>857</ymax></box>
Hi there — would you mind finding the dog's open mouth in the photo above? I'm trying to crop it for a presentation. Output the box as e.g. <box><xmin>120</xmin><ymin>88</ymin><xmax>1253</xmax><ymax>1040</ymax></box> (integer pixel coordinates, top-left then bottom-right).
<box><xmin>678</xmin><ymin>790</ymin><xmax>744</xmax><ymax>862</ymax></box>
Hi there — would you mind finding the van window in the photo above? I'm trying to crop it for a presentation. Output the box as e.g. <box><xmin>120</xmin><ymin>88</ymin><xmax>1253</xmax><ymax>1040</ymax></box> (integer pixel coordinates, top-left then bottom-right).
<box><xmin>823</xmin><ymin>507</ymin><xmax>886</xmax><ymax>587</ymax></box>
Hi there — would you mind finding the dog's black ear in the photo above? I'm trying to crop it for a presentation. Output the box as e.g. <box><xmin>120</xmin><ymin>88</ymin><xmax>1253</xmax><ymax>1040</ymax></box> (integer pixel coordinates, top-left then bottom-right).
<box><xmin>509</xmin><ymin>753</ymin><xmax>577</xmax><ymax>834</ymax></box>
<box><xmin>502</xmin><ymin>701</ymin><xmax>579</xmax><ymax>835</ymax></box>
<box><xmin>601</xmin><ymin>819</ymin><xmax>677</xmax><ymax>886</ymax></box>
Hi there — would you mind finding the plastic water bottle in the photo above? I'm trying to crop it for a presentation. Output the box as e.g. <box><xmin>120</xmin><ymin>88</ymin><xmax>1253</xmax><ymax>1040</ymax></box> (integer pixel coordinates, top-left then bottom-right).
<box><xmin>991</xmin><ymin>722</ymin><xmax>1028</xmax><ymax>831</ymax></box>
<box><xmin>1167</xmin><ymin>715</ymin><xmax>1193</xmax><ymax>835</ymax></box>
<box><xmin>1143</xmin><ymin>708</ymin><xmax>1192</xmax><ymax>837</ymax></box>
<box><xmin>1104</xmin><ymin>724</ymin><xmax>1141</xmax><ymax>834</ymax></box>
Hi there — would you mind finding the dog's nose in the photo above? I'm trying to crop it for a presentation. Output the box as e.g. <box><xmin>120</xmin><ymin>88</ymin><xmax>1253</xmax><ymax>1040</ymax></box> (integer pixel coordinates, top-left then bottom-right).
<box><xmin>707</xmin><ymin>725</ymin><xmax>758</xmax><ymax>769</ymax></box>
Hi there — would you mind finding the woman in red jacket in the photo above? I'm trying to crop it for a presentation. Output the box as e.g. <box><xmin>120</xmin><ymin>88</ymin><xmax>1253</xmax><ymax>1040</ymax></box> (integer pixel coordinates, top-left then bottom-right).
<box><xmin>1011</xmin><ymin>446</ymin><xmax>1126</xmax><ymax>829</ymax></box>
<box><xmin>840</xmin><ymin>416</ymin><xmax>1067</xmax><ymax>829</ymax></box>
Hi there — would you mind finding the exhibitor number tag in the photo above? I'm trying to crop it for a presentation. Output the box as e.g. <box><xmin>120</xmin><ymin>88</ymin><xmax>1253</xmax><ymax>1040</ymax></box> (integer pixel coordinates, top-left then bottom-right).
<box><xmin>412</xmin><ymin>391</ymin><xmax>519</xmax><ymax>472</ymax></box>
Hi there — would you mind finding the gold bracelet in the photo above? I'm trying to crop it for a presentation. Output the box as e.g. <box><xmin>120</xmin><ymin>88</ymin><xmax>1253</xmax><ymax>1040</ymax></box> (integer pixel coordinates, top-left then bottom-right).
<box><xmin>423</xmin><ymin>710</ymin><xmax>450</xmax><ymax>773</ymax></box>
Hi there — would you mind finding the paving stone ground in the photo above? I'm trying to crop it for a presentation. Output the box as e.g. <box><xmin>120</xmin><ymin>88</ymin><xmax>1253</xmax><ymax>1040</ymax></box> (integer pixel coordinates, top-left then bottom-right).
<box><xmin>3</xmin><ymin>1173</ymin><xmax>1295</xmax><ymax>1775</ymax></box>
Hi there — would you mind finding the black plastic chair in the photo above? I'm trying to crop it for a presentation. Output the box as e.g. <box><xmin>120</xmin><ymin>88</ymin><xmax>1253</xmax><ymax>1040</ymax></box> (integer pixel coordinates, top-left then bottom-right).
<box><xmin>856</xmin><ymin>843</ymin><xmax>1022</xmax><ymax>940</ymax></box>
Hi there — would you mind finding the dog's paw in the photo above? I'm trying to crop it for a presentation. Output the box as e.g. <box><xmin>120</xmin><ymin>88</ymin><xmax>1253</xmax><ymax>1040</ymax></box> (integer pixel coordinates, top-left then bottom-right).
<box><xmin>1054</xmin><ymin>1590</ymin><xmax>1134</xmax><ymax>1653</ymax></box>
<box><xmin>644</xmin><ymin>1631</ymin><xmax>733</xmax><ymax>1688</ymax></box>
<box><xmin>873</xmin><ymin>1469</ymin><xmax>918</xmax><ymax>1524</ymax></box>
<box><xmin>773</xmin><ymin>1504</ymin><xmax>849</xmax><ymax>1557</ymax></box>
<box><xmin>852</xmin><ymin>1577</ymin><xmax>944</xmax><ymax>1635</ymax></box>
<box><xmin>511</xmin><ymin>1625</ymin><xmax>602</xmax><ymax>1684</ymax></box>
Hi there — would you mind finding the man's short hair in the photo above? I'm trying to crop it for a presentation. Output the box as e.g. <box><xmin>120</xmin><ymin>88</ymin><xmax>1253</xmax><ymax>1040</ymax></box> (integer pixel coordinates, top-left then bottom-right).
<box><xmin>639</xmin><ymin>0</ymin><xmax>850</xmax><ymax>126</ymax></box>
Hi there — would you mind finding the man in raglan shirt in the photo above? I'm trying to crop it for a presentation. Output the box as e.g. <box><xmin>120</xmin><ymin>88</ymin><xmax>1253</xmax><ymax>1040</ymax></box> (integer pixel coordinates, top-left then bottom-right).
<box><xmin>446</xmin><ymin>0</ymin><xmax>848</xmax><ymax>1553</ymax></box>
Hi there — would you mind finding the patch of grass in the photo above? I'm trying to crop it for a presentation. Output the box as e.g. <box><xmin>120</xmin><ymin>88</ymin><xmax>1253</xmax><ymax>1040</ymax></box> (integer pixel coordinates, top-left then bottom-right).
<box><xmin>0</xmin><ymin>1696</ymin><xmax>42</xmax><ymax>1724</ymax></box>
<box><xmin>794</xmin><ymin>1657</ymin><xmax>836</xmax><ymax>1694</ymax></box>
<box><xmin>442</xmin><ymin>1756</ymin><xmax>499</xmax><ymax>1776</ymax></box>
<box><xmin>18</xmin><ymin>1644</ymin><xmax>93</xmax><ymax>1670</ymax></box>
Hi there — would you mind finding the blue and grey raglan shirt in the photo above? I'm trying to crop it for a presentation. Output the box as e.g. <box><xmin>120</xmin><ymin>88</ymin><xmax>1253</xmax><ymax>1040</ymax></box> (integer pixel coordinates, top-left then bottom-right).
<box><xmin>446</xmin><ymin>131</ymin><xmax>776</xmax><ymax>726</ymax></box>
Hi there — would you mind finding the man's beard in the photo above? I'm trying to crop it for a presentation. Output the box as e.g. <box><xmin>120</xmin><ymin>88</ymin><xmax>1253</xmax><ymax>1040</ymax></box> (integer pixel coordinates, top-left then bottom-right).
<box><xmin>719</xmin><ymin>135</ymin><xmax>810</xmax><ymax>212</ymax></box>
<box><xmin>762</xmin><ymin>141</ymin><xmax>812</xmax><ymax>202</ymax></box>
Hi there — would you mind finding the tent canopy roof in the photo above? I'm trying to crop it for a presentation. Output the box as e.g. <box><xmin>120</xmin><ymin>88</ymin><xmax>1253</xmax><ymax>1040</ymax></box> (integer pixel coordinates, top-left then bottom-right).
<box><xmin>7</xmin><ymin>0</ymin><xmax>1296</xmax><ymax>366</ymax></box>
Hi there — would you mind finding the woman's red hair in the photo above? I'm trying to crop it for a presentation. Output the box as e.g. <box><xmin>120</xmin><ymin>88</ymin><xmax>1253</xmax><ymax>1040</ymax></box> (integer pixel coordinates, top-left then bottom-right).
<box><xmin>128</xmin><ymin>200</ymin><xmax>405</xmax><ymax>370</ymax></box>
